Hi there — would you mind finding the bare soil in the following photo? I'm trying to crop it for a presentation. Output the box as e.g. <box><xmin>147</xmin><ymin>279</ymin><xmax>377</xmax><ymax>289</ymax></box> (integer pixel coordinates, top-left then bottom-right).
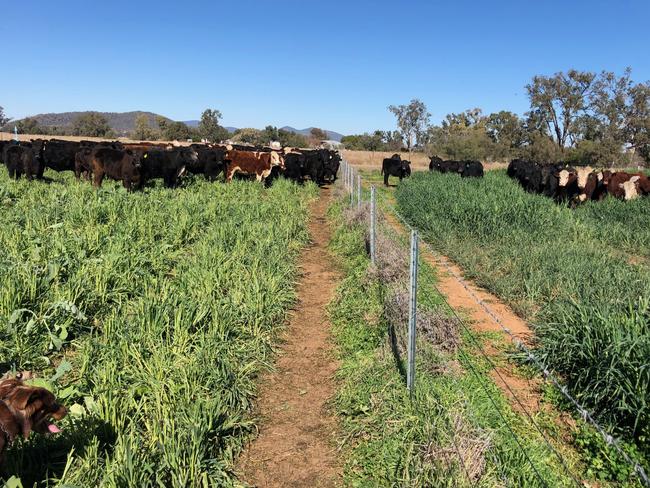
<box><xmin>237</xmin><ymin>188</ymin><xmax>341</xmax><ymax>487</ymax></box>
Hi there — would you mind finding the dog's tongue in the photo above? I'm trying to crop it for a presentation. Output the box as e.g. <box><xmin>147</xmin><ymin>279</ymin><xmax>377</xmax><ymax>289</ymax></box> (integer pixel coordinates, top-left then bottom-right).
<box><xmin>47</xmin><ymin>423</ymin><xmax>61</xmax><ymax>434</ymax></box>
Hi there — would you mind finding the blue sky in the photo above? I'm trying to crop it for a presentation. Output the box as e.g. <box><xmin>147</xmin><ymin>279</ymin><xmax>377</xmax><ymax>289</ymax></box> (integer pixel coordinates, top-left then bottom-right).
<box><xmin>2</xmin><ymin>0</ymin><xmax>649</xmax><ymax>134</ymax></box>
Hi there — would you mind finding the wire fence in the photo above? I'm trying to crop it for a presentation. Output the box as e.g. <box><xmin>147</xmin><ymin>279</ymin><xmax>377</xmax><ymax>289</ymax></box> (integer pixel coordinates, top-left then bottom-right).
<box><xmin>337</xmin><ymin>159</ymin><xmax>649</xmax><ymax>488</ymax></box>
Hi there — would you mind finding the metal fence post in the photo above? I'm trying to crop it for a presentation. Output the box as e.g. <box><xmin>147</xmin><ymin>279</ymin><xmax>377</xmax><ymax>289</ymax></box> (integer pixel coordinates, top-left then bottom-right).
<box><xmin>407</xmin><ymin>230</ymin><xmax>418</xmax><ymax>395</ymax></box>
<box><xmin>346</xmin><ymin>163</ymin><xmax>350</xmax><ymax>192</ymax></box>
<box><xmin>357</xmin><ymin>174</ymin><xmax>361</xmax><ymax>208</ymax></box>
<box><xmin>370</xmin><ymin>186</ymin><xmax>376</xmax><ymax>265</ymax></box>
<box><xmin>350</xmin><ymin>168</ymin><xmax>354</xmax><ymax>206</ymax></box>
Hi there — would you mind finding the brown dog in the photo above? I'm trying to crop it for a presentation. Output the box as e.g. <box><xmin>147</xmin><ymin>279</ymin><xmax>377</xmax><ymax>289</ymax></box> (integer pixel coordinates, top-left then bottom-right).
<box><xmin>0</xmin><ymin>383</ymin><xmax>67</xmax><ymax>462</ymax></box>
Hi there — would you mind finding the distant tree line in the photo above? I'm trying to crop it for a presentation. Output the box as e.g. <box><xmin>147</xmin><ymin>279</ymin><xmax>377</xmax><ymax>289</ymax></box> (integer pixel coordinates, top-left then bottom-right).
<box><xmin>1</xmin><ymin>107</ymin><xmax>323</xmax><ymax>147</ymax></box>
<box><xmin>344</xmin><ymin>68</ymin><xmax>650</xmax><ymax>166</ymax></box>
<box><xmin>229</xmin><ymin>126</ymin><xmax>314</xmax><ymax>147</ymax></box>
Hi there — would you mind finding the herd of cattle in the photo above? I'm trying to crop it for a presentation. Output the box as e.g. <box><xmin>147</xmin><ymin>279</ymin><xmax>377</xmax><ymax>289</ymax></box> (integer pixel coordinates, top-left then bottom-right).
<box><xmin>507</xmin><ymin>159</ymin><xmax>650</xmax><ymax>203</ymax></box>
<box><xmin>0</xmin><ymin>139</ymin><xmax>342</xmax><ymax>189</ymax></box>
<box><xmin>2</xmin><ymin>139</ymin><xmax>647</xmax><ymax>204</ymax></box>
<box><xmin>383</xmin><ymin>152</ymin><xmax>647</xmax><ymax>204</ymax></box>
<box><xmin>381</xmin><ymin>154</ymin><xmax>484</xmax><ymax>185</ymax></box>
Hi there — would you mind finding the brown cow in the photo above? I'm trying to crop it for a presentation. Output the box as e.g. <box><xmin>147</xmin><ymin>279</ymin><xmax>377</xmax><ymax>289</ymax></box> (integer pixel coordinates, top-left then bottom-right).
<box><xmin>605</xmin><ymin>172</ymin><xmax>650</xmax><ymax>200</ymax></box>
<box><xmin>224</xmin><ymin>150</ymin><xmax>284</xmax><ymax>182</ymax></box>
<box><xmin>90</xmin><ymin>147</ymin><xmax>142</xmax><ymax>190</ymax></box>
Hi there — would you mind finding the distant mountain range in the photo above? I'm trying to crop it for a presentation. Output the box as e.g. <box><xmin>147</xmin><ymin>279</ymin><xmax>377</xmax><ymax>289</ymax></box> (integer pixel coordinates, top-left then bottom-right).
<box><xmin>9</xmin><ymin>111</ymin><xmax>171</xmax><ymax>135</ymax></box>
<box><xmin>6</xmin><ymin>111</ymin><xmax>344</xmax><ymax>141</ymax></box>
<box><xmin>182</xmin><ymin>121</ymin><xmax>343</xmax><ymax>141</ymax></box>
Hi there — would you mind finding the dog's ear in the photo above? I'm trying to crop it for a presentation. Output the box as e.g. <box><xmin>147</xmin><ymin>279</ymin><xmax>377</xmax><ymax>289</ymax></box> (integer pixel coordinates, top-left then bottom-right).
<box><xmin>12</xmin><ymin>387</ymin><xmax>45</xmax><ymax>415</ymax></box>
<box><xmin>11</xmin><ymin>387</ymin><xmax>45</xmax><ymax>439</ymax></box>
<box><xmin>11</xmin><ymin>387</ymin><xmax>35</xmax><ymax>410</ymax></box>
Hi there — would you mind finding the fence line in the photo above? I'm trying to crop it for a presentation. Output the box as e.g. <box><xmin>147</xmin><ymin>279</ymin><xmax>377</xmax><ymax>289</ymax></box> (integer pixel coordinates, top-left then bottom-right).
<box><xmin>385</xmin><ymin>204</ymin><xmax>650</xmax><ymax>488</ymax></box>
<box><xmin>338</xmin><ymin>160</ymin><xmax>553</xmax><ymax>485</ymax></box>
<box><xmin>336</xmin><ymin>159</ymin><xmax>649</xmax><ymax>487</ymax></box>
<box><xmin>406</xmin><ymin>230</ymin><xmax>418</xmax><ymax>396</ymax></box>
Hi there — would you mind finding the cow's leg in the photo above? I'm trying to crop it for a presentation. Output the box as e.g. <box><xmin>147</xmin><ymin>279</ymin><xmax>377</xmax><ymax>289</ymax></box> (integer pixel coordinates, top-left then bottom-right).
<box><xmin>93</xmin><ymin>170</ymin><xmax>104</xmax><ymax>188</ymax></box>
<box><xmin>384</xmin><ymin>172</ymin><xmax>389</xmax><ymax>186</ymax></box>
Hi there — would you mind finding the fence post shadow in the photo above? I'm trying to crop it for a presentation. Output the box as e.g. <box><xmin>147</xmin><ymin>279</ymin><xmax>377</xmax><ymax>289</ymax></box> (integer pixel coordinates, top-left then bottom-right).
<box><xmin>388</xmin><ymin>321</ymin><xmax>407</xmax><ymax>384</ymax></box>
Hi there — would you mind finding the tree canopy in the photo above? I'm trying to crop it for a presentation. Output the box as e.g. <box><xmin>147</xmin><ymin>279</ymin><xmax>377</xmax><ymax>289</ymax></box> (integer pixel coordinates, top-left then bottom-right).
<box><xmin>132</xmin><ymin>114</ymin><xmax>158</xmax><ymax>140</ymax></box>
<box><xmin>198</xmin><ymin>109</ymin><xmax>229</xmax><ymax>143</ymax></box>
<box><xmin>157</xmin><ymin>117</ymin><xmax>196</xmax><ymax>141</ymax></box>
<box><xmin>375</xmin><ymin>69</ymin><xmax>650</xmax><ymax>165</ymax></box>
<box><xmin>388</xmin><ymin>99</ymin><xmax>431</xmax><ymax>149</ymax></box>
<box><xmin>72</xmin><ymin>112</ymin><xmax>114</xmax><ymax>138</ymax></box>
<box><xmin>0</xmin><ymin>106</ymin><xmax>10</xmax><ymax>129</ymax></box>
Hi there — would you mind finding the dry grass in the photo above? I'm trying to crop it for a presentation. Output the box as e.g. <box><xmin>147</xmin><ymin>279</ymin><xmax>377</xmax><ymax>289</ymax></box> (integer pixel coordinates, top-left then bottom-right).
<box><xmin>0</xmin><ymin>131</ymin><xmax>193</xmax><ymax>146</ymax></box>
<box><xmin>341</xmin><ymin>150</ymin><xmax>509</xmax><ymax>172</ymax></box>
<box><xmin>384</xmin><ymin>287</ymin><xmax>460</xmax><ymax>354</ymax></box>
<box><xmin>342</xmin><ymin>150</ymin><xmax>431</xmax><ymax>171</ymax></box>
<box><xmin>368</xmin><ymin>231</ymin><xmax>409</xmax><ymax>285</ymax></box>
<box><xmin>421</xmin><ymin>413</ymin><xmax>491</xmax><ymax>484</ymax></box>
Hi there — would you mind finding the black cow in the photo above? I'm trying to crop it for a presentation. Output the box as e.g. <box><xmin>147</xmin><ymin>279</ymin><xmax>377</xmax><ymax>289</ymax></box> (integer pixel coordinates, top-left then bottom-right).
<box><xmin>141</xmin><ymin>147</ymin><xmax>198</xmax><ymax>187</ymax></box>
<box><xmin>42</xmin><ymin>140</ymin><xmax>80</xmax><ymax>174</ymax></box>
<box><xmin>508</xmin><ymin>159</ymin><xmax>548</xmax><ymax>193</ymax></box>
<box><xmin>460</xmin><ymin>160</ymin><xmax>484</xmax><ymax>177</ymax></box>
<box><xmin>4</xmin><ymin>143</ymin><xmax>42</xmax><ymax>180</ymax></box>
<box><xmin>508</xmin><ymin>159</ymin><xmax>582</xmax><ymax>203</ymax></box>
<box><xmin>282</xmin><ymin>152</ymin><xmax>306</xmax><ymax>182</ymax></box>
<box><xmin>381</xmin><ymin>157</ymin><xmax>411</xmax><ymax>186</ymax></box>
<box><xmin>322</xmin><ymin>150</ymin><xmax>341</xmax><ymax>183</ymax></box>
<box><xmin>429</xmin><ymin>157</ymin><xmax>484</xmax><ymax>178</ymax></box>
<box><xmin>0</xmin><ymin>140</ymin><xmax>17</xmax><ymax>165</ymax></box>
<box><xmin>301</xmin><ymin>149</ymin><xmax>327</xmax><ymax>185</ymax></box>
<box><xmin>187</xmin><ymin>145</ymin><xmax>226</xmax><ymax>181</ymax></box>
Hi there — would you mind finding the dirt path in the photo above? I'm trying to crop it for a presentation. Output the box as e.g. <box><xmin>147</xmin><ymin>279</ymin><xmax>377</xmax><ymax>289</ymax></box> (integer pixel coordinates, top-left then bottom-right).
<box><xmin>237</xmin><ymin>188</ymin><xmax>341</xmax><ymax>487</ymax></box>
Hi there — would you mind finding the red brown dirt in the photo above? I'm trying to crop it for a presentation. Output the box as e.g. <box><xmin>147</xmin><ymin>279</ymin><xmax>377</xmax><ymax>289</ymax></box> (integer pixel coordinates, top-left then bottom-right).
<box><xmin>237</xmin><ymin>188</ymin><xmax>341</xmax><ymax>487</ymax></box>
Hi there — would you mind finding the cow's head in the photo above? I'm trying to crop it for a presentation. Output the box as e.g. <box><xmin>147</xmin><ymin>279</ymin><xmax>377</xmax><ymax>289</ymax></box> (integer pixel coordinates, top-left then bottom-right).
<box><xmin>621</xmin><ymin>178</ymin><xmax>640</xmax><ymax>200</ymax></box>
<box><xmin>429</xmin><ymin>156</ymin><xmax>443</xmax><ymax>171</ymax></box>
<box><xmin>270</xmin><ymin>151</ymin><xmax>284</xmax><ymax>169</ymax></box>
<box><xmin>401</xmin><ymin>160</ymin><xmax>412</xmax><ymax>177</ymax></box>
<box><xmin>129</xmin><ymin>153</ymin><xmax>144</xmax><ymax>188</ymax></box>
<box><xmin>182</xmin><ymin>147</ymin><xmax>199</xmax><ymax>163</ymax></box>
<box><xmin>576</xmin><ymin>166</ymin><xmax>593</xmax><ymax>189</ymax></box>
<box><xmin>557</xmin><ymin>169</ymin><xmax>576</xmax><ymax>187</ymax></box>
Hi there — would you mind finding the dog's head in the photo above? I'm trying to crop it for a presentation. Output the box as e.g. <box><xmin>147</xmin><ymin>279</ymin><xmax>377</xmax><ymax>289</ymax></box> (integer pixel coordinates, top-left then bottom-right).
<box><xmin>0</xmin><ymin>372</ymin><xmax>35</xmax><ymax>400</ymax></box>
<box><xmin>3</xmin><ymin>386</ymin><xmax>67</xmax><ymax>439</ymax></box>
